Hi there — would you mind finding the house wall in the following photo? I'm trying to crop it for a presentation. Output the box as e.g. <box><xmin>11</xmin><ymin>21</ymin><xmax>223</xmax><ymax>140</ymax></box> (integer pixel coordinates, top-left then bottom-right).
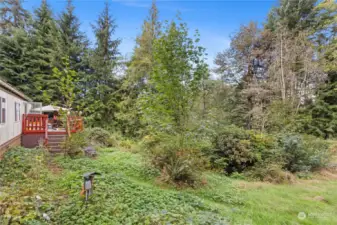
<box><xmin>0</xmin><ymin>86</ymin><xmax>27</xmax><ymax>147</ymax></box>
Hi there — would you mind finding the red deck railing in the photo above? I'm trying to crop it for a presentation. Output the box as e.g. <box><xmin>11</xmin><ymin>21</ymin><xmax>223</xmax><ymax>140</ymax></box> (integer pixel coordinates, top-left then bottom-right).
<box><xmin>22</xmin><ymin>114</ymin><xmax>48</xmax><ymax>134</ymax></box>
<box><xmin>22</xmin><ymin>114</ymin><xmax>84</xmax><ymax>135</ymax></box>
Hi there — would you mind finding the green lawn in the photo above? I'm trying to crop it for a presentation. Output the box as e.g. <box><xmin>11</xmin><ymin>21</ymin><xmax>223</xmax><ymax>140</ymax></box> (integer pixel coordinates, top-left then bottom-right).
<box><xmin>1</xmin><ymin>147</ymin><xmax>337</xmax><ymax>224</ymax></box>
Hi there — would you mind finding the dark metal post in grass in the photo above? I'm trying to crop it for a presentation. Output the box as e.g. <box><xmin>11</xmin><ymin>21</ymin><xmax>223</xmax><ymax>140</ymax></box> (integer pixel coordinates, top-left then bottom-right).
<box><xmin>81</xmin><ymin>172</ymin><xmax>101</xmax><ymax>204</ymax></box>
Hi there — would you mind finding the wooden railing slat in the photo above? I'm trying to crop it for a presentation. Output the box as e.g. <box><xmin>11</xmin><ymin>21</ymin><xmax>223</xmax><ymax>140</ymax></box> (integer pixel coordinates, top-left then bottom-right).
<box><xmin>22</xmin><ymin>114</ymin><xmax>48</xmax><ymax>134</ymax></box>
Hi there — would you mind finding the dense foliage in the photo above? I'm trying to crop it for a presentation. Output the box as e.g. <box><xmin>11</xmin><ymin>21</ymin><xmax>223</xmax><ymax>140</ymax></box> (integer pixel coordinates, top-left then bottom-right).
<box><xmin>0</xmin><ymin>0</ymin><xmax>336</xmax><ymax>195</ymax></box>
<box><xmin>0</xmin><ymin>0</ymin><xmax>336</xmax><ymax>136</ymax></box>
<box><xmin>209</xmin><ymin>127</ymin><xmax>331</xmax><ymax>179</ymax></box>
<box><xmin>0</xmin><ymin>0</ymin><xmax>337</xmax><ymax>224</ymax></box>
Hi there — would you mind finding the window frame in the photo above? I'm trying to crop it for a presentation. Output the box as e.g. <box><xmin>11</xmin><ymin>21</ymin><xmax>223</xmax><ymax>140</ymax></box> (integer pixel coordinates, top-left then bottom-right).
<box><xmin>15</xmin><ymin>102</ymin><xmax>20</xmax><ymax>122</ymax></box>
<box><xmin>0</xmin><ymin>97</ymin><xmax>6</xmax><ymax>124</ymax></box>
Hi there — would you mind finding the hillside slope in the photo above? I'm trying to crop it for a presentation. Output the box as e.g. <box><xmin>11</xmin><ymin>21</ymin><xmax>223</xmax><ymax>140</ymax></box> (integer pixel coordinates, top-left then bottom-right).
<box><xmin>0</xmin><ymin>147</ymin><xmax>337</xmax><ymax>224</ymax></box>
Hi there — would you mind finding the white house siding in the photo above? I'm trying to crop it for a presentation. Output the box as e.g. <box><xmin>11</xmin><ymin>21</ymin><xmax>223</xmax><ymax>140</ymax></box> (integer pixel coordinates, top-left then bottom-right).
<box><xmin>0</xmin><ymin>86</ymin><xmax>27</xmax><ymax>146</ymax></box>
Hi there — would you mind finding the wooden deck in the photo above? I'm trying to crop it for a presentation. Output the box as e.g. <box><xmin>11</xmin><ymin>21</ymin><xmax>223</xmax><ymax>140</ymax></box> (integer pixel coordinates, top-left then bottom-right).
<box><xmin>22</xmin><ymin>114</ymin><xmax>83</xmax><ymax>150</ymax></box>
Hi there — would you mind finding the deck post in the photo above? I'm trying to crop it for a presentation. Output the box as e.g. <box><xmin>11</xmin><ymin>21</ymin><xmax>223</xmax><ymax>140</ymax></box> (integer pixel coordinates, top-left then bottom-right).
<box><xmin>45</xmin><ymin>118</ymin><xmax>48</xmax><ymax>145</ymax></box>
<box><xmin>22</xmin><ymin>114</ymin><xmax>26</xmax><ymax>134</ymax></box>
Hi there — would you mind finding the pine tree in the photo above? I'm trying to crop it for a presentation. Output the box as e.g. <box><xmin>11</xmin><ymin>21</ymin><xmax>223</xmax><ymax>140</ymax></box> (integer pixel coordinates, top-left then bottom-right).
<box><xmin>83</xmin><ymin>2</ymin><xmax>120</xmax><ymax>127</ymax></box>
<box><xmin>117</xmin><ymin>1</ymin><xmax>160</xmax><ymax>137</ymax></box>
<box><xmin>0</xmin><ymin>0</ymin><xmax>31</xmax><ymax>92</ymax></box>
<box><xmin>58</xmin><ymin>0</ymin><xmax>88</xmax><ymax>71</ymax></box>
<box><xmin>58</xmin><ymin>0</ymin><xmax>90</xmax><ymax>109</ymax></box>
<box><xmin>297</xmin><ymin>0</ymin><xmax>337</xmax><ymax>138</ymax></box>
<box><xmin>29</xmin><ymin>0</ymin><xmax>61</xmax><ymax>104</ymax></box>
<box><xmin>126</xmin><ymin>0</ymin><xmax>160</xmax><ymax>86</ymax></box>
<box><xmin>0</xmin><ymin>27</ymin><xmax>31</xmax><ymax>92</ymax></box>
<box><xmin>266</xmin><ymin>0</ymin><xmax>317</xmax><ymax>32</ymax></box>
<box><xmin>0</xmin><ymin>0</ymin><xmax>30</xmax><ymax>33</ymax></box>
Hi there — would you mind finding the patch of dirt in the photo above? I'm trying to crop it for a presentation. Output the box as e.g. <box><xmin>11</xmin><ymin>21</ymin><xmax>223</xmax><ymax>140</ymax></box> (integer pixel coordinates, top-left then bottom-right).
<box><xmin>47</xmin><ymin>162</ymin><xmax>63</xmax><ymax>174</ymax></box>
<box><xmin>304</xmin><ymin>195</ymin><xmax>329</xmax><ymax>203</ymax></box>
<box><xmin>317</xmin><ymin>169</ymin><xmax>337</xmax><ymax>180</ymax></box>
<box><xmin>313</xmin><ymin>196</ymin><xmax>328</xmax><ymax>202</ymax></box>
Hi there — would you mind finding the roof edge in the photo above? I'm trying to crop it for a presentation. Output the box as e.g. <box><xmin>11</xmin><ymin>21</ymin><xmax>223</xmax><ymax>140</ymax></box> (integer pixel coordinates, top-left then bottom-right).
<box><xmin>0</xmin><ymin>79</ymin><xmax>32</xmax><ymax>102</ymax></box>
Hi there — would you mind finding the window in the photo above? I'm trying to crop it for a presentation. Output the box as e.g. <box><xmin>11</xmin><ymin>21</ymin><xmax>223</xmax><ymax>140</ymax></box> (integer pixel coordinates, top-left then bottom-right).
<box><xmin>0</xmin><ymin>97</ymin><xmax>6</xmax><ymax>124</ymax></box>
<box><xmin>15</xmin><ymin>102</ymin><xmax>20</xmax><ymax>122</ymax></box>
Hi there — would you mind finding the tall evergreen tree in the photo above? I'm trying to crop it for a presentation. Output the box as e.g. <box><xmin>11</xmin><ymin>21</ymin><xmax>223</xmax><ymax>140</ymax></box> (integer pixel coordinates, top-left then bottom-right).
<box><xmin>83</xmin><ymin>2</ymin><xmax>120</xmax><ymax>127</ymax></box>
<box><xmin>58</xmin><ymin>0</ymin><xmax>88</xmax><ymax>71</ymax></box>
<box><xmin>297</xmin><ymin>0</ymin><xmax>337</xmax><ymax>138</ymax></box>
<box><xmin>117</xmin><ymin>1</ymin><xmax>160</xmax><ymax>136</ymax></box>
<box><xmin>0</xmin><ymin>27</ymin><xmax>30</xmax><ymax>92</ymax></box>
<box><xmin>58</xmin><ymin>0</ymin><xmax>90</xmax><ymax>108</ymax></box>
<box><xmin>29</xmin><ymin>0</ymin><xmax>61</xmax><ymax>104</ymax></box>
<box><xmin>0</xmin><ymin>0</ymin><xmax>31</xmax><ymax>92</ymax></box>
<box><xmin>265</xmin><ymin>0</ymin><xmax>317</xmax><ymax>32</ymax></box>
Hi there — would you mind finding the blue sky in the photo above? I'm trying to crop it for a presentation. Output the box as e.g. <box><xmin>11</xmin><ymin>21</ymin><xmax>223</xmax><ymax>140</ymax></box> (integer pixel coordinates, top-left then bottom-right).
<box><xmin>23</xmin><ymin>0</ymin><xmax>278</xmax><ymax>68</ymax></box>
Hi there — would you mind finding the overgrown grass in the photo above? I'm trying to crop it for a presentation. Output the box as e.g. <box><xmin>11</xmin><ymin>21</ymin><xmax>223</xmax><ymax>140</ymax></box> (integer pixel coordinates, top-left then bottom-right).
<box><xmin>1</xmin><ymin>147</ymin><xmax>337</xmax><ymax>224</ymax></box>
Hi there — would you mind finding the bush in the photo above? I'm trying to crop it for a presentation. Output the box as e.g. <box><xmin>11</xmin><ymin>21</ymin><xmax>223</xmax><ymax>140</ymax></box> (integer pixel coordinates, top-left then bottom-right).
<box><xmin>62</xmin><ymin>132</ymin><xmax>88</xmax><ymax>157</ymax></box>
<box><xmin>209</xmin><ymin>124</ymin><xmax>332</xmax><ymax>177</ymax></box>
<box><xmin>147</xmin><ymin>135</ymin><xmax>206</xmax><ymax>186</ymax></box>
<box><xmin>119</xmin><ymin>139</ymin><xmax>133</xmax><ymax>149</ymax></box>
<box><xmin>140</xmin><ymin>135</ymin><xmax>161</xmax><ymax>150</ymax></box>
<box><xmin>86</xmin><ymin>127</ymin><xmax>116</xmax><ymax>147</ymax></box>
<box><xmin>210</xmin><ymin>126</ymin><xmax>259</xmax><ymax>174</ymax></box>
<box><xmin>278</xmin><ymin>134</ymin><xmax>330</xmax><ymax>172</ymax></box>
<box><xmin>246</xmin><ymin>163</ymin><xmax>295</xmax><ymax>184</ymax></box>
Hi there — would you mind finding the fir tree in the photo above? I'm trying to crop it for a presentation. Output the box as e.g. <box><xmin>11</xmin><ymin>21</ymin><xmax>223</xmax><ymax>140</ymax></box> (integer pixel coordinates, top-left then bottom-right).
<box><xmin>29</xmin><ymin>0</ymin><xmax>61</xmax><ymax>104</ymax></box>
<box><xmin>0</xmin><ymin>27</ymin><xmax>31</xmax><ymax>92</ymax></box>
<box><xmin>117</xmin><ymin>1</ymin><xmax>160</xmax><ymax>137</ymax></box>
<box><xmin>297</xmin><ymin>0</ymin><xmax>337</xmax><ymax>138</ymax></box>
<box><xmin>58</xmin><ymin>0</ymin><xmax>88</xmax><ymax>71</ymax></box>
<box><xmin>266</xmin><ymin>0</ymin><xmax>317</xmax><ymax>32</ymax></box>
<box><xmin>0</xmin><ymin>0</ymin><xmax>31</xmax><ymax>92</ymax></box>
<box><xmin>58</xmin><ymin>0</ymin><xmax>90</xmax><ymax>109</ymax></box>
<box><xmin>83</xmin><ymin>2</ymin><xmax>121</xmax><ymax>127</ymax></box>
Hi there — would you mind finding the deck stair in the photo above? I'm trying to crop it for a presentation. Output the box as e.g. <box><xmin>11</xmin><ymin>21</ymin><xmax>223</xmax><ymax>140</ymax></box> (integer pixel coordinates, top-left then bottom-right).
<box><xmin>47</xmin><ymin>133</ymin><xmax>67</xmax><ymax>153</ymax></box>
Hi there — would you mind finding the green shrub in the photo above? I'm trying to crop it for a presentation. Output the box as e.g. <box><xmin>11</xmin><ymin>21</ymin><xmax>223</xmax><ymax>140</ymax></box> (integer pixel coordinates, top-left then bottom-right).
<box><xmin>230</xmin><ymin>172</ymin><xmax>246</xmax><ymax>180</ymax></box>
<box><xmin>86</xmin><ymin>127</ymin><xmax>115</xmax><ymax>147</ymax></box>
<box><xmin>246</xmin><ymin>163</ymin><xmax>295</xmax><ymax>184</ymax></box>
<box><xmin>278</xmin><ymin>134</ymin><xmax>330</xmax><ymax>172</ymax></box>
<box><xmin>210</xmin><ymin>124</ymin><xmax>331</xmax><ymax>177</ymax></box>
<box><xmin>106</xmin><ymin>133</ymin><xmax>120</xmax><ymax>147</ymax></box>
<box><xmin>211</xmin><ymin>126</ymin><xmax>258</xmax><ymax>174</ymax></box>
<box><xmin>62</xmin><ymin>132</ymin><xmax>88</xmax><ymax>158</ymax></box>
<box><xmin>148</xmin><ymin>135</ymin><xmax>206</xmax><ymax>186</ymax></box>
<box><xmin>140</xmin><ymin>135</ymin><xmax>161</xmax><ymax>150</ymax></box>
<box><xmin>119</xmin><ymin>139</ymin><xmax>133</xmax><ymax>149</ymax></box>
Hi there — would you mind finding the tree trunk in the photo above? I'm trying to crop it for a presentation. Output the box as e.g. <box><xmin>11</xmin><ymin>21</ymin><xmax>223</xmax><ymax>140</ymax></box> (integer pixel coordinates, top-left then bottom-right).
<box><xmin>280</xmin><ymin>32</ymin><xmax>286</xmax><ymax>102</ymax></box>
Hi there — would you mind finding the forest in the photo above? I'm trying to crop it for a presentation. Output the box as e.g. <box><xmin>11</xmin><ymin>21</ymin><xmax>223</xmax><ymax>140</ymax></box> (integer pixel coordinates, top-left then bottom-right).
<box><xmin>0</xmin><ymin>0</ymin><xmax>337</xmax><ymax>224</ymax></box>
